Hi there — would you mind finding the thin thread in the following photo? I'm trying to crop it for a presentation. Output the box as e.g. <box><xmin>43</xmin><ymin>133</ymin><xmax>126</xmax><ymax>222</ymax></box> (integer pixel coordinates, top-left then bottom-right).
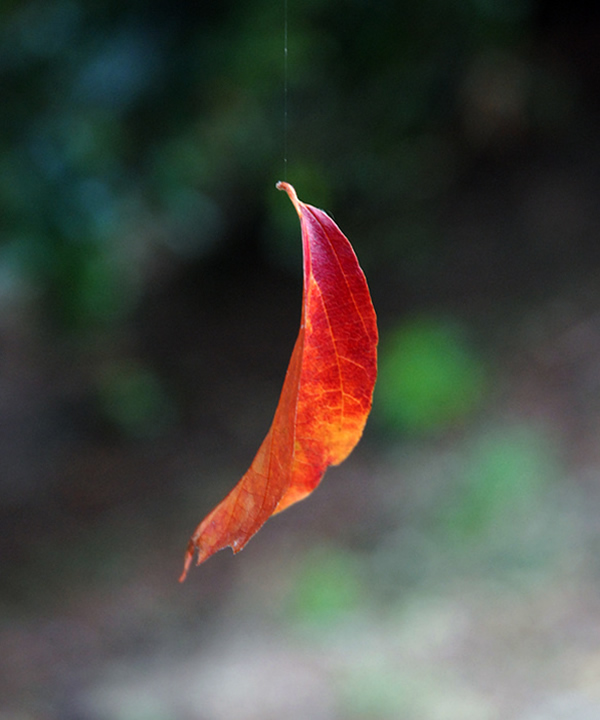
<box><xmin>283</xmin><ymin>0</ymin><xmax>288</xmax><ymax>181</ymax></box>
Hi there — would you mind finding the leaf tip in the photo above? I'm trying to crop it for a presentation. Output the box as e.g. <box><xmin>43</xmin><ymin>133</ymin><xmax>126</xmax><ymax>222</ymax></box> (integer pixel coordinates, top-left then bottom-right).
<box><xmin>276</xmin><ymin>181</ymin><xmax>302</xmax><ymax>216</ymax></box>
<box><xmin>179</xmin><ymin>540</ymin><xmax>195</xmax><ymax>583</ymax></box>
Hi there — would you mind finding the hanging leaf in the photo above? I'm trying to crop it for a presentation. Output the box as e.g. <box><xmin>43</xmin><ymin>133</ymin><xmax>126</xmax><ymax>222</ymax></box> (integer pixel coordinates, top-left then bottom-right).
<box><xmin>180</xmin><ymin>182</ymin><xmax>378</xmax><ymax>580</ymax></box>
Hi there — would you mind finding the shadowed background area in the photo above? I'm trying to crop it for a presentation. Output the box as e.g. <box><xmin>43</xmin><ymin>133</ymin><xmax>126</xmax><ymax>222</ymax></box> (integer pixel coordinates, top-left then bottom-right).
<box><xmin>3</xmin><ymin>1</ymin><xmax>600</xmax><ymax>718</ymax></box>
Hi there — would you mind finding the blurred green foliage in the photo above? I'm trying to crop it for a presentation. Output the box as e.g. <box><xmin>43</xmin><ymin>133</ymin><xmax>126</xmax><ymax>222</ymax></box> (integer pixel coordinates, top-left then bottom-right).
<box><xmin>375</xmin><ymin>314</ymin><xmax>487</xmax><ymax>433</ymax></box>
<box><xmin>441</xmin><ymin>422</ymin><xmax>559</xmax><ymax>542</ymax></box>
<box><xmin>285</xmin><ymin>544</ymin><xmax>365</xmax><ymax>624</ymax></box>
<box><xmin>0</xmin><ymin>0</ymin><xmax>540</xmax><ymax>332</ymax></box>
<box><xmin>3</xmin><ymin>0</ymin><xmax>569</xmax><ymax>446</ymax></box>
<box><xmin>95</xmin><ymin>359</ymin><xmax>177</xmax><ymax>438</ymax></box>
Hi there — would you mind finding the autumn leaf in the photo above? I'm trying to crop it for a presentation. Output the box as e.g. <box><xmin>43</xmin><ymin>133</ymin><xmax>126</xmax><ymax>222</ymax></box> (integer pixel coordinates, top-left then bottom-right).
<box><xmin>180</xmin><ymin>182</ymin><xmax>378</xmax><ymax>580</ymax></box>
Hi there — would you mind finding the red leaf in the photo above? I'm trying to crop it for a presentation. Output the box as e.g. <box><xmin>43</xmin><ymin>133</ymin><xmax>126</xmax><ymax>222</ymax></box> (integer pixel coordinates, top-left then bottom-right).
<box><xmin>180</xmin><ymin>182</ymin><xmax>378</xmax><ymax>580</ymax></box>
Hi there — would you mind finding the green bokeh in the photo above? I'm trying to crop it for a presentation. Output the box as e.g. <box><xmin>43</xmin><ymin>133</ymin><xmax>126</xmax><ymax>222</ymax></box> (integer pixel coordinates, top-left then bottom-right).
<box><xmin>443</xmin><ymin>422</ymin><xmax>559</xmax><ymax>541</ymax></box>
<box><xmin>376</xmin><ymin>315</ymin><xmax>487</xmax><ymax>433</ymax></box>
<box><xmin>285</xmin><ymin>545</ymin><xmax>364</xmax><ymax>624</ymax></box>
<box><xmin>96</xmin><ymin>360</ymin><xmax>176</xmax><ymax>439</ymax></box>
<box><xmin>0</xmin><ymin>0</ymin><xmax>536</xmax><ymax>335</ymax></box>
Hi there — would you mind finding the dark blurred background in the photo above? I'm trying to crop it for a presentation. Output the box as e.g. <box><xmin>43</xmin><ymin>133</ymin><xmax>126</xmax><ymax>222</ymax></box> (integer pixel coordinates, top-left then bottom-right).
<box><xmin>3</xmin><ymin>1</ymin><xmax>600</xmax><ymax>718</ymax></box>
